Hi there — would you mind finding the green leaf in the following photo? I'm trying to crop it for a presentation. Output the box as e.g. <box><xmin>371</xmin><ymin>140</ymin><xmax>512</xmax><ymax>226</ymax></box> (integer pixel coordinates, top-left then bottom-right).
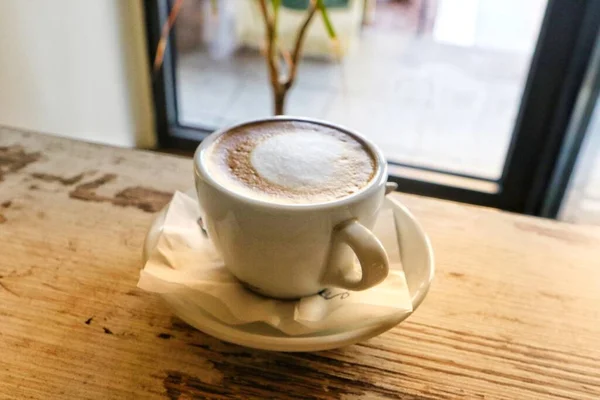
<box><xmin>316</xmin><ymin>0</ymin><xmax>337</xmax><ymax>39</ymax></box>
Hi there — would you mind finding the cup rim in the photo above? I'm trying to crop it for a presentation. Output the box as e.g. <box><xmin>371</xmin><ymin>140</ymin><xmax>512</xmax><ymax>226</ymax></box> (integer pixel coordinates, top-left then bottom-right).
<box><xmin>193</xmin><ymin>116</ymin><xmax>388</xmax><ymax>210</ymax></box>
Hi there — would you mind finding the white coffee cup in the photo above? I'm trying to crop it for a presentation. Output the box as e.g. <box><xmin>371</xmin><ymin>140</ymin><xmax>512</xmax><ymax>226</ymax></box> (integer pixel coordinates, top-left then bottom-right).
<box><xmin>193</xmin><ymin>117</ymin><xmax>390</xmax><ymax>299</ymax></box>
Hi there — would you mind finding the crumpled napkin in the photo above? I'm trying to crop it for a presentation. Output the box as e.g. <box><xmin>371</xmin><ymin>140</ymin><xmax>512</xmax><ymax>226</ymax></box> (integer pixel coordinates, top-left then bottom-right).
<box><xmin>138</xmin><ymin>191</ymin><xmax>412</xmax><ymax>336</ymax></box>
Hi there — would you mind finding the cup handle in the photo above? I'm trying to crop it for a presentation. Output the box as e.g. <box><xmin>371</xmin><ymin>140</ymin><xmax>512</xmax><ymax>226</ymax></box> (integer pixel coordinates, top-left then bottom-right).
<box><xmin>322</xmin><ymin>219</ymin><xmax>389</xmax><ymax>291</ymax></box>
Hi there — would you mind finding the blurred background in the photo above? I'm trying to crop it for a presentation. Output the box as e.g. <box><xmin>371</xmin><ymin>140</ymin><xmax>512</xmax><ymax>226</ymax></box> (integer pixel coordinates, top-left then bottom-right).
<box><xmin>175</xmin><ymin>0</ymin><xmax>545</xmax><ymax>180</ymax></box>
<box><xmin>0</xmin><ymin>0</ymin><xmax>599</xmax><ymax>225</ymax></box>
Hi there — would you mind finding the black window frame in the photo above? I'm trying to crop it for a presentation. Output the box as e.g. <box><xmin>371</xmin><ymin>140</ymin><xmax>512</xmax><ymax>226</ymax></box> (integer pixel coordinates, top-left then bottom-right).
<box><xmin>144</xmin><ymin>0</ymin><xmax>600</xmax><ymax>217</ymax></box>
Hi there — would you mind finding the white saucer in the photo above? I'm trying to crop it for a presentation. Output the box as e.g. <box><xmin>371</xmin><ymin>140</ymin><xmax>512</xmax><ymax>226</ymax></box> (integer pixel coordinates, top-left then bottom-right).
<box><xmin>142</xmin><ymin>190</ymin><xmax>434</xmax><ymax>352</ymax></box>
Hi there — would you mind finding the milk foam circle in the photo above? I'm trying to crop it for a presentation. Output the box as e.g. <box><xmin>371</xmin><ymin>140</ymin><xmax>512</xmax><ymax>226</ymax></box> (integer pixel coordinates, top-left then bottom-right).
<box><xmin>205</xmin><ymin>121</ymin><xmax>377</xmax><ymax>204</ymax></box>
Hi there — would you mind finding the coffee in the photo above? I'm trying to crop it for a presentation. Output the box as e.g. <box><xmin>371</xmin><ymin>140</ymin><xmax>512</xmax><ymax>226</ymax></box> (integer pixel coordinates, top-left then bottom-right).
<box><xmin>205</xmin><ymin>120</ymin><xmax>376</xmax><ymax>204</ymax></box>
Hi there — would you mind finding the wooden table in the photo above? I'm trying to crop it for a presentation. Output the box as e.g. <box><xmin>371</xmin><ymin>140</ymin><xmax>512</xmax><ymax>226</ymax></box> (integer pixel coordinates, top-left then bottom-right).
<box><xmin>1</xmin><ymin>126</ymin><xmax>599</xmax><ymax>400</ymax></box>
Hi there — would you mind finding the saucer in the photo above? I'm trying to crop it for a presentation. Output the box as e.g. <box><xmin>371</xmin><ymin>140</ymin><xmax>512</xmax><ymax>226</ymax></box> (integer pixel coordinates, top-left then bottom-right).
<box><xmin>142</xmin><ymin>190</ymin><xmax>434</xmax><ymax>352</ymax></box>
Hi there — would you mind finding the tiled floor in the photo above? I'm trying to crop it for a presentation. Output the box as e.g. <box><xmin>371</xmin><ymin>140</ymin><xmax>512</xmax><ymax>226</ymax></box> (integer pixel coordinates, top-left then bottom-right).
<box><xmin>177</xmin><ymin>30</ymin><xmax>529</xmax><ymax>179</ymax></box>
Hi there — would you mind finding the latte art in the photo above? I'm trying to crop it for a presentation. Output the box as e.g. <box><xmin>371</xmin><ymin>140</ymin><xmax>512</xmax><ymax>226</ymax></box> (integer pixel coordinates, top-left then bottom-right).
<box><xmin>205</xmin><ymin>121</ymin><xmax>376</xmax><ymax>204</ymax></box>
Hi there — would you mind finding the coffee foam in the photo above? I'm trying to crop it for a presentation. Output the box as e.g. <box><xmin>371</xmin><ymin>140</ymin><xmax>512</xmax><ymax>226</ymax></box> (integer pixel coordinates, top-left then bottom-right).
<box><xmin>205</xmin><ymin>121</ymin><xmax>376</xmax><ymax>204</ymax></box>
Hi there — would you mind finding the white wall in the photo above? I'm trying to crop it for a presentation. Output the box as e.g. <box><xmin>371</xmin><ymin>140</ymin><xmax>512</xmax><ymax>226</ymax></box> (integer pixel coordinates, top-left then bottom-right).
<box><xmin>0</xmin><ymin>0</ymin><xmax>155</xmax><ymax>148</ymax></box>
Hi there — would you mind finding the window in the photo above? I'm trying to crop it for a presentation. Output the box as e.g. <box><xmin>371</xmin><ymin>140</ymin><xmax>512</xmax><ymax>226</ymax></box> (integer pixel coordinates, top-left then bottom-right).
<box><xmin>146</xmin><ymin>0</ymin><xmax>600</xmax><ymax>216</ymax></box>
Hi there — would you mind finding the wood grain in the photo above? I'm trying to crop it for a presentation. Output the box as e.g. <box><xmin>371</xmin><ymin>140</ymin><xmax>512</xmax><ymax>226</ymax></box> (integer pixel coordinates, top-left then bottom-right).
<box><xmin>0</xmin><ymin>126</ymin><xmax>599</xmax><ymax>399</ymax></box>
